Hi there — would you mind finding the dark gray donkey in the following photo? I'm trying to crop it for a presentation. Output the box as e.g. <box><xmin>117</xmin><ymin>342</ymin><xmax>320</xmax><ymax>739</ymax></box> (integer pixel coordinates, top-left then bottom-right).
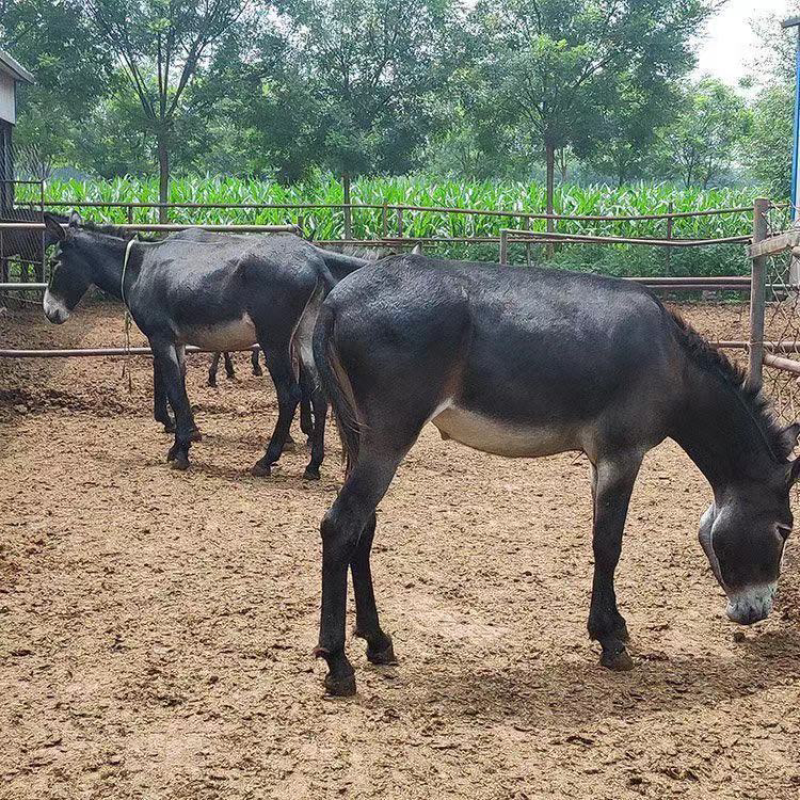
<box><xmin>1</xmin><ymin>208</ymin><xmax>67</xmax><ymax>281</ymax></box>
<box><xmin>312</xmin><ymin>253</ymin><xmax>799</xmax><ymax>695</ymax></box>
<box><xmin>42</xmin><ymin>214</ymin><xmax>366</xmax><ymax>478</ymax></box>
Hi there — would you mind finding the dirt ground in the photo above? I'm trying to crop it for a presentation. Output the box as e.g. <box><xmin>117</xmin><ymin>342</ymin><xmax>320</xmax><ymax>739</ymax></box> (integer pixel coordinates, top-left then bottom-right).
<box><xmin>1</xmin><ymin>300</ymin><xmax>799</xmax><ymax>800</ymax></box>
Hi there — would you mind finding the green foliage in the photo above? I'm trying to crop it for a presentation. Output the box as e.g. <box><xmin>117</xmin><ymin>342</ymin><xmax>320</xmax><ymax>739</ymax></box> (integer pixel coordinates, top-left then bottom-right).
<box><xmin>658</xmin><ymin>78</ymin><xmax>751</xmax><ymax>188</ymax></box>
<box><xmin>23</xmin><ymin>174</ymin><xmax>756</xmax><ymax>277</ymax></box>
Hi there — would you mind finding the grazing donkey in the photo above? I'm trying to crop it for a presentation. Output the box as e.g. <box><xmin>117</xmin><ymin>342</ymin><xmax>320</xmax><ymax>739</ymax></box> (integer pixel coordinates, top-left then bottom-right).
<box><xmin>42</xmin><ymin>213</ymin><xmax>366</xmax><ymax>478</ymax></box>
<box><xmin>312</xmin><ymin>254</ymin><xmax>799</xmax><ymax>695</ymax></box>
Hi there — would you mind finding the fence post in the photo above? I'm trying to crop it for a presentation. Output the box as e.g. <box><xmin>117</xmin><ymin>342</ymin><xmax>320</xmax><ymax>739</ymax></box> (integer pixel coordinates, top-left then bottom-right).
<box><xmin>397</xmin><ymin>207</ymin><xmax>404</xmax><ymax>238</ymax></box>
<box><xmin>382</xmin><ymin>202</ymin><xmax>388</xmax><ymax>238</ymax></box>
<box><xmin>297</xmin><ymin>214</ymin><xmax>305</xmax><ymax>238</ymax></box>
<box><xmin>665</xmin><ymin>201</ymin><xmax>673</xmax><ymax>276</ymax></box>
<box><xmin>748</xmin><ymin>198</ymin><xmax>770</xmax><ymax>389</ymax></box>
<box><xmin>523</xmin><ymin>215</ymin><xmax>531</xmax><ymax>266</ymax></box>
<box><xmin>342</xmin><ymin>173</ymin><xmax>352</xmax><ymax>240</ymax></box>
<box><xmin>127</xmin><ymin>204</ymin><xmax>134</xmax><ymax>224</ymax></box>
<box><xmin>499</xmin><ymin>229</ymin><xmax>509</xmax><ymax>265</ymax></box>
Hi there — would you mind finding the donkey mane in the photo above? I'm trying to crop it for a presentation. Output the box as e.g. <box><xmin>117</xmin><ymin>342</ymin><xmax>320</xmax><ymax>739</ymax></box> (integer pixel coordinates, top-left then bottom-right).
<box><xmin>668</xmin><ymin>309</ymin><xmax>793</xmax><ymax>462</ymax></box>
<box><xmin>78</xmin><ymin>220</ymin><xmax>160</xmax><ymax>242</ymax></box>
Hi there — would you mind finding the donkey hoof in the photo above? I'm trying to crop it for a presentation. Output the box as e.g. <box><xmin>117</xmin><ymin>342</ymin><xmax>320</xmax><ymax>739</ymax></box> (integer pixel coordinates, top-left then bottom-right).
<box><xmin>189</xmin><ymin>428</ymin><xmax>203</xmax><ymax>443</ymax></box>
<box><xmin>283</xmin><ymin>439</ymin><xmax>297</xmax><ymax>453</ymax></box>
<box><xmin>324</xmin><ymin>672</ymin><xmax>357</xmax><ymax>697</ymax></box>
<box><xmin>303</xmin><ymin>466</ymin><xmax>321</xmax><ymax>481</ymax></box>
<box><xmin>600</xmin><ymin>647</ymin><xmax>634</xmax><ymax>672</ymax></box>
<box><xmin>251</xmin><ymin>460</ymin><xmax>272</xmax><ymax>477</ymax></box>
<box><xmin>253</xmin><ymin>367</ymin><xmax>263</xmax><ymax>377</ymax></box>
<box><xmin>171</xmin><ymin>455</ymin><xmax>190</xmax><ymax>471</ymax></box>
<box><xmin>367</xmin><ymin>638</ymin><xmax>397</xmax><ymax>666</ymax></box>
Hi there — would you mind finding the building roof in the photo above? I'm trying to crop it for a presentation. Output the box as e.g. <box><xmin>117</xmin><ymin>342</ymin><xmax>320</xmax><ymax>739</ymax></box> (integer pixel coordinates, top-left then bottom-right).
<box><xmin>0</xmin><ymin>50</ymin><xmax>34</xmax><ymax>84</ymax></box>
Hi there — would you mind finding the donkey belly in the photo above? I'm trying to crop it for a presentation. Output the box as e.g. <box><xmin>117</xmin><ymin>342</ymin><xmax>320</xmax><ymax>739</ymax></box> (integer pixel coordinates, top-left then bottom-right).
<box><xmin>181</xmin><ymin>313</ymin><xmax>258</xmax><ymax>351</ymax></box>
<box><xmin>430</xmin><ymin>403</ymin><xmax>579</xmax><ymax>458</ymax></box>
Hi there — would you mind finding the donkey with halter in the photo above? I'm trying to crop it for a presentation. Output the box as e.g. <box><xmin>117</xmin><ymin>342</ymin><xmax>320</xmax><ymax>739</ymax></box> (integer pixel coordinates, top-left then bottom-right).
<box><xmin>0</xmin><ymin>208</ymin><xmax>67</xmax><ymax>282</ymax></box>
<box><xmin>312</xmin><ymin>253</ymin><xmax>799</xmax><ymax>696</ymax></box>
<box><xmin>42</xmin><ymin>213</ymin><xmax>366</xmax><ymax>478</ymax></box>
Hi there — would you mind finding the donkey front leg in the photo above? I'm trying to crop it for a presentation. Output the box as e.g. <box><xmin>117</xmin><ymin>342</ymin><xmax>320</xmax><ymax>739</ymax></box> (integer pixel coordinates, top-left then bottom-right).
<box><xmin>251</xmin><ymin>349</ymin><xmax>263</xmax><ymax>376</ymax></box>
<box><xmin>152</xmin><ymin>339</ymin><xmax>196</xmax><ymax>470</ymax></box>
<box><xmin>224</xmin><ymin>352</ymin><xmax>236</xmax><ymax>380</ymax></box>
<box><xmin>587</xmin><ymin>454</ymin><xmax>642</xmax><ymax>671</ymax></box>
<box><xmin>251</xmin><ymin>347</ymin><xmax>301</xmax><ymax>477</ymax></box>
<box><xmin>208</xmin><ymin>352</ymin><xmax>221</xmax><ymax>387</ymax></box>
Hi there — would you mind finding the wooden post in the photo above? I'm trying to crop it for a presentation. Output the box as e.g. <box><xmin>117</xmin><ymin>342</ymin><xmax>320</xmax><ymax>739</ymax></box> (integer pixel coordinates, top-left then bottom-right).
<box><xmin>297</xmin><ymin>214</ymin><xmax>305</xmax><ymax>238</ymax></box>
<box><xmin>397</xmin><ymin>207</ymin><xmax>404</xmax><ymax>238</ymax></box>
<box><xmin>523</xmin><ymin>215</ymin><xmax>531</xmax><ymax>266</ymax></box>
<box><xmin>665</xmin><ymin>201</ymin><xmax>673</xmax><ymax>276</ymax></box>
<box><xmin>342</xmin><ymin>173</ymin><xmax>352</xmax><ymax>240</ymax></box>
<box><xmin>748</xmin><ymin>198</ymin><xmax>770</xmax><ymax>388</ymax></box>
<box><xmin>499</xmin><ymin>229</ymin><xmax>509</xmax><ymax>265</ymax></box>
<box><xmin>127</xmin><ymin>204</ymin><xmax>134</xmax><ymax>224</ymax></box>
<box><xmin>382</xmin><ymin>203</ymin><xmax>388</xmax><ymax>238</ymax></box>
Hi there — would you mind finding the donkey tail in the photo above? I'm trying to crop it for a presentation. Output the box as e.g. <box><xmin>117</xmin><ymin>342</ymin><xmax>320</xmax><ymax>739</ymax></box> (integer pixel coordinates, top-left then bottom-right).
<box><xmin>313</xmin><ymin>304</ymin><xmax>360</xmax><ymax>474</ymax></box>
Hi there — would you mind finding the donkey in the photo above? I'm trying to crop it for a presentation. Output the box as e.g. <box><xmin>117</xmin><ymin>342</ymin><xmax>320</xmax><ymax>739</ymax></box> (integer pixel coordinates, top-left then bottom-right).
<box><xmin>0</xmin><ymin>208</ymin><xmax>67</xmax><ymax>281</ymax></box>
<box><xmin>42</xmin><ymin>213</ymin><xmax>367</xmax><ymax>478</ymax></box>
<box><xmin>311</xmin><ymin>253</ymin><xmax>799</xmax><ymax>696</ymax></box>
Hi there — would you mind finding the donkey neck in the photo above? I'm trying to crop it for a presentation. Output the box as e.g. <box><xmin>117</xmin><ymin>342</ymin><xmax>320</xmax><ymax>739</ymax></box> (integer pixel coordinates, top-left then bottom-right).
<box><xmin>77</xmin><ymin>234</ymin><xmax>132</xmax><ymax>300</ymax></box>
<box><xmin>671</xmin><ymin>361</ymin><xmax>780</xmax><ymax>490</ymax></box>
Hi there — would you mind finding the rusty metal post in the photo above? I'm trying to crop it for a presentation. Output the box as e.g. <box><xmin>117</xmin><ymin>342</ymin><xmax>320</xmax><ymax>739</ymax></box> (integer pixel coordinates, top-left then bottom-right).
<box><xmin>665</xmin><ymin>201</ymin><xmax>674</xmax><ymax>276</ymax></box>
<box><xmin>748</xmin><ymin>198</ymin><xmax>770</xmax><ymax>388</ymax></box>
<box><xmin>342</xmin><ymin>174</ymin><xmax>352</xmax><ymax>240</ymax></box>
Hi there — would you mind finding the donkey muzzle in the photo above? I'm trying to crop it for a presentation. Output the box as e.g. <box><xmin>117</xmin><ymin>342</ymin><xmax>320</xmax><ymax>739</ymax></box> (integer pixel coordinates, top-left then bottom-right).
<box><xmin>726</xmin><ymin>583</ymin><xmax>777</xmax><ymax>625</ymax></box>
<box><xmin>43</xmin><ymin>289</ymin><xmax>70</xmax><ymax>324</ymax></box>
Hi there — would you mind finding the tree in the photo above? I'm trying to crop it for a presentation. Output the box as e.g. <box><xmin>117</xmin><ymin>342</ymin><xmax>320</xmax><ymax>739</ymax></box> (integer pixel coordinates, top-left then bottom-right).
<box><xmin>467</xmin><ymin>0</ymin><xmax>714</xmax><ymax>226</ymax></box>
<box><xmin>253</xmin><ymin>0</ymin><xmax>456</xmax><ymax>186</ymax></box>
<box><xmin>0</xmin><ymin>0</ymin><xmax>112</xmax><ymax>170</ymax></box>
<box><xmin>660</xmin><ymin>78</ymin><xmax>750</xmax><ymax>188</ymax></box>
<box><xmin>86</xmin><ymin>0</ymin><xmax>255</xmax><ymax>218</ymax></box>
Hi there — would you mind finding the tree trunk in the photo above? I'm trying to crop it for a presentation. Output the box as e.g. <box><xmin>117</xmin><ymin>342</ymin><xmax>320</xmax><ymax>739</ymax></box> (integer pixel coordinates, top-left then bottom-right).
<box><xmin>545</xmin><ymin>142</ymin><xmax>556</xmax><ymax>259</ymax></box>
<box><xmin>157</xmin><ymin>134</ymin><xmax>170</xmax><ymax>224</ymax></box>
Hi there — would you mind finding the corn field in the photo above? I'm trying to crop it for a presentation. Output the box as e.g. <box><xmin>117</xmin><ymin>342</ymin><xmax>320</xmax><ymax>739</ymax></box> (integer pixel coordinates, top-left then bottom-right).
<box><xmin>17</xmin><ymin>175</ymin><xmax>764</xmax><ymax>277</ymax></box>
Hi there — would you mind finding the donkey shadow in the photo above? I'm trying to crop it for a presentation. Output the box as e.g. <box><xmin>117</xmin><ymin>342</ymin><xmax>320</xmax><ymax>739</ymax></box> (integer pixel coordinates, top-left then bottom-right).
<box><xmin>415</xmin><ymin>626</ymin><xmax>800</xmax><ymax>730</ymax></box>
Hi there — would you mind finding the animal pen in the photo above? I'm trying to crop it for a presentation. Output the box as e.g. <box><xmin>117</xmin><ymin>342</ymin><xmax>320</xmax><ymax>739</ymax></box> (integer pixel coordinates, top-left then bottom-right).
<box><xmin>2</xmin><ymin>190</ymin><xmax>800</xmax><ymax>425</ymax></box>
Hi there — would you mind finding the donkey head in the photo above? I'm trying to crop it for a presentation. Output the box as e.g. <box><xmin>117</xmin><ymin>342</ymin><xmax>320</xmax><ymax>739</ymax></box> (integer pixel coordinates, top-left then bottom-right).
<box><xmin>699</xmin><ymin>424</ymin><xmax>800</xmax><ymax>625</ymax></box>
<box><xmin>43</xmin><ymin>211</ymin><xmax>88</xmax><ymax>324</ymax></box>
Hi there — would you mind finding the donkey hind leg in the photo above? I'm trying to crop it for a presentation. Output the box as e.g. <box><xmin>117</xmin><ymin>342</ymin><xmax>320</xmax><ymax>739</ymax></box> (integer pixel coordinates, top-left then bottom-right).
<box><xmin>303</xmin><ymin>382</ymin><xmax>327</xmax><ymax>481</ymax></box>
<box><xmin>251</xmin><ymin>346</ymin><xmax>301</xmax><ymax>477</ymax></box>
<box><xmin>224</xmin><ymin>352</ymin><xmax>236</xmax><ymax>380</ymax></box>
<box><xmin>587</xmin><ymin>453</ymin><xmax>643</xmax><ymax>671</ymax></box>
<box><xmin>352</xmin><ymin>512</ymin><xmax>395</xmax><ymax>664</ymax></box>
<box><xmin>176</xmin><ymin>345</ymin><xmax>202</xmax><ymax>442</ymax></box>
<box><xmin>251</xmin><ymin>349</ymin><xmax>263</xmax><ymax>376</ymax></box>
<box><xmin>316</xmin><ymin>452</ymin><xmax>405</xmax><ymax>696</ymax></box>
<box><xmin>153</xmin><ymin>359</ymin><xmax>175</xmax><ymax>432</ymax></box>
<box><xmin>152</xmin><ymin>340</ymin><xmax>196</xmax><ymax>470</ymax></box>
<box><xmin>299</xmin><ymin>366</ymin><xmax>315</xmax><ymax>442</ymax></box>
<box><xmin>208</xmin><ymin>352</ymin><xmax>221</xmax><ymax>387</ymax></box>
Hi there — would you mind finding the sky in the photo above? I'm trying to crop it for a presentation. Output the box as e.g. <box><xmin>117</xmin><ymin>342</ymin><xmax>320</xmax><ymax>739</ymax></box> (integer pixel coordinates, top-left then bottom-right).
<box><xmin>695</xmin><ymin>0</ymin><xmax>793</xmax><ymax>84</ymax></box>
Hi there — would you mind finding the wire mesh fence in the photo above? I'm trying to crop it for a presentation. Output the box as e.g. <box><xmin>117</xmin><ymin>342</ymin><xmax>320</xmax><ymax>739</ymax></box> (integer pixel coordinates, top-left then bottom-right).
<box><xmin>761</xmin><ymin>203</ymin><xmax>800</xmax><ymax>428</ymax></box>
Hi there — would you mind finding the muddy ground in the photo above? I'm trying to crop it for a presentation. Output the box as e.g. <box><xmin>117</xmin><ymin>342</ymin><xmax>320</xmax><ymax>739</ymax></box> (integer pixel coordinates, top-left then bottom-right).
<box><xmin>1</xmin><ymin>300</ymin><xmax>799</xmax><ymax>800</ymax></box>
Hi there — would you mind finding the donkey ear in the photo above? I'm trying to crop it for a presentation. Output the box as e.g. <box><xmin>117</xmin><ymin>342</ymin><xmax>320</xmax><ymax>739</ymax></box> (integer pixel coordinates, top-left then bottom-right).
<box><xmin>68</xmin><ymin>210</ymin><xmax>83</xmax><ymax>228</ymax></box>
<box><xmin>43</xmin><ymin>214</ymin><xmax>66</xmax><ymax>243</ymax></box>
<box><xmin>411</xmin><ymin>243</ymin><xmax>423</xmax><ymax>255</ymax></box>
